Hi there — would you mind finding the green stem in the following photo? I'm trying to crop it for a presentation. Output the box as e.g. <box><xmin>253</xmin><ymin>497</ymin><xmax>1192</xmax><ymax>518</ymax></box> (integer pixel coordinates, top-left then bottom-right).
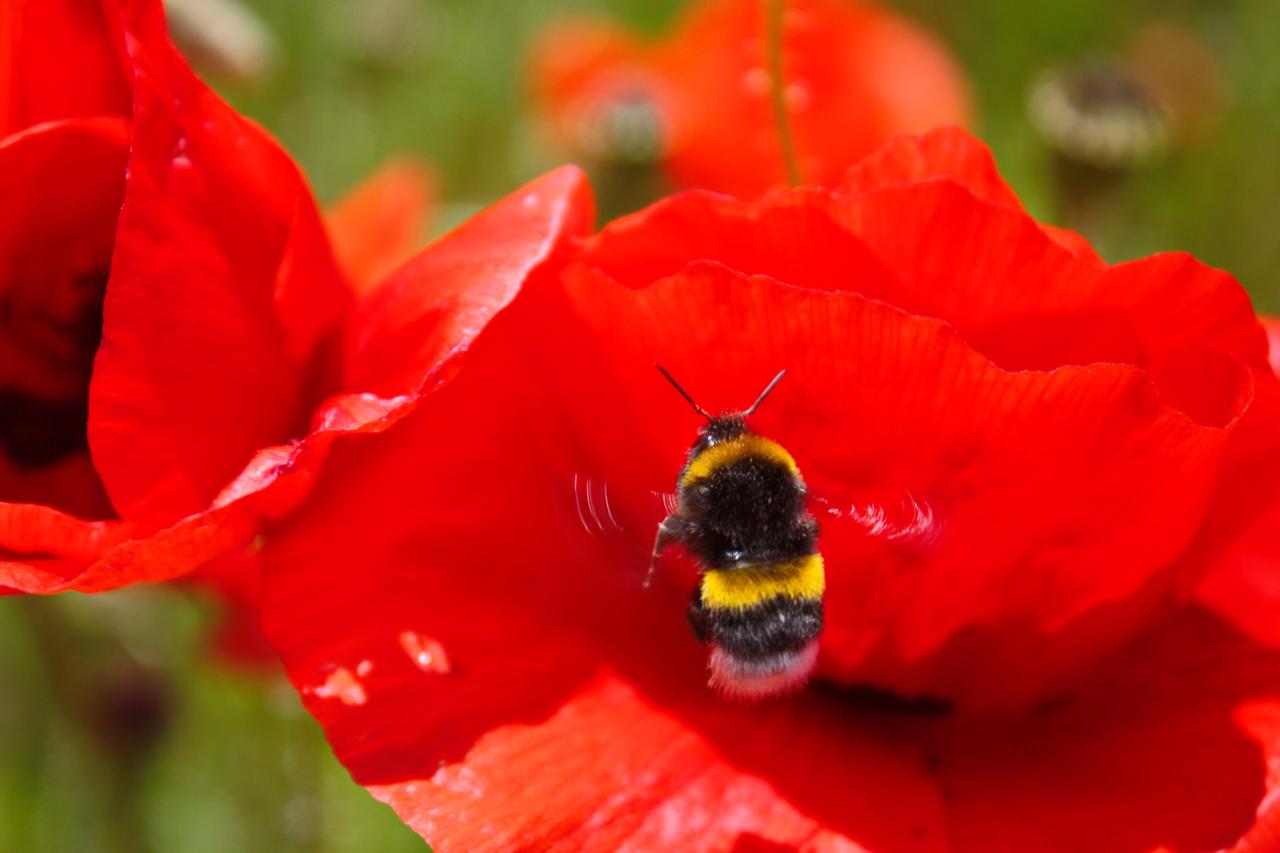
<box><xmin>765</xmin><ymin>0</ymin><xmax>802</xmax><ymax>186</ymax></box>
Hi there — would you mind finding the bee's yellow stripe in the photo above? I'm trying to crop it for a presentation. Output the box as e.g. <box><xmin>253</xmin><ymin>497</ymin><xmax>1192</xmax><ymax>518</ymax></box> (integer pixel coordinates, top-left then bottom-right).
<box><xmin>681</xmin><ymin>435</ymin><xmax>798</xmax><ymax>487</ymax></box>
<box><xmin>701</xmin><ymin>553</ymin><xmax>825</xmax><ymax>610</ymax></box>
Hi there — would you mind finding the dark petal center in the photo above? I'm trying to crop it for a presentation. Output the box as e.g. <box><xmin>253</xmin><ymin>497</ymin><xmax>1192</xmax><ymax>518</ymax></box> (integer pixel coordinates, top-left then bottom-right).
<box><xmin>0</xmin><ymin>266</ymin><xmax>108</xmax><ymax>470</ymax></box>
<box><xmin>0</xmin><ymin>391</ymin><xmax>91</xmax><ymax>469</ymax></box>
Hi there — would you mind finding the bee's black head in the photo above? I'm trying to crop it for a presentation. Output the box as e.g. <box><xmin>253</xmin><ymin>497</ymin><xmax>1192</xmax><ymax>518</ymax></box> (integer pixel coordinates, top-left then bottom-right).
<box><xmin>693</xmin><ymin>415</ymin><xmax>749</xmax><ymax>454</ymax></box>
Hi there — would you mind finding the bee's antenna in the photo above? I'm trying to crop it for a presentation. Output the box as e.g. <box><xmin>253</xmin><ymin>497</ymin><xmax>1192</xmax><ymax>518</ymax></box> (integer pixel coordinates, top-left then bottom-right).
<box><xmin>744</xmin><ymin>369</ymin><xmax>787</xmax><ymax>415</ymax></box>
<box><xmin>655</xmin><ymin>365</ymin><xmax>711</xmax><ymax>420</ymax></box>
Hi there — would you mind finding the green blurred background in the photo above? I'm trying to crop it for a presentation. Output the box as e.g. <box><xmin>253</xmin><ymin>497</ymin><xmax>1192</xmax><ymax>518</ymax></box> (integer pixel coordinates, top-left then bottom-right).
<box><xmin>2</xmin><ymin>0</ymin><xmax>1278</xmax><ymax>850</ymax></box>
<box><xmin>223</xmin><ymin>0</ymin><xmax>1280</xmax><ymax>310</ymax></box>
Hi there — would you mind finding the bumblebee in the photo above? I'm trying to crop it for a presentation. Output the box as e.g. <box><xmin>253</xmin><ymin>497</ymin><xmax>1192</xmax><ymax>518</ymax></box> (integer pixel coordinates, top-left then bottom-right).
<box><xmin>647</xmin><ymin>367</ymin><xmax>823</xmax><ymax>698</ymax></box>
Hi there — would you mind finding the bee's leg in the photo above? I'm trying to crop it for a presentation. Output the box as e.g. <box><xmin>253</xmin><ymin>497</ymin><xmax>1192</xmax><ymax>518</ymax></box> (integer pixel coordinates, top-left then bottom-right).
<box><xmin>643</xmin><ymin>515</ymin><xmax>683</xmax><ymax>588</ymax></box>
<box><xmin>686</xmin><ymin>586</ymin><xmax>710</xmax><ymax>644</ymax></box>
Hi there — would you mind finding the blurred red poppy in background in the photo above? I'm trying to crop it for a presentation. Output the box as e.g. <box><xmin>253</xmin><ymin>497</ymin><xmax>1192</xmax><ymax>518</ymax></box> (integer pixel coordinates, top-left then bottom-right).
<box><xmin>259</xmin><ymin>128</ymin><xmax>1280</xmax><ymax>850</ymax></box>
<box><xmin>0</xmin><ymin>0</ymin><xmax>505</xmax><ymax>599</ymax></box>
<box><xmin>325</xmin><ymin>157</ymin><xmax>437</xmax><ymax>297</ymax></box>
<box><xmin>530</xmin><ymin>0</ymin><xmax>972</xmax><ymax>198</ymax></box>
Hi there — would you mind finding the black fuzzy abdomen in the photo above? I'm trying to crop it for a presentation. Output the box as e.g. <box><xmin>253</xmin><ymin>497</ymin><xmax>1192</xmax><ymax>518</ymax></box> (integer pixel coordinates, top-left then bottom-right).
<box><xmin>692</xmin><ymin>595</ymin><xmax>824</xmax><ymax>658</ymax></box>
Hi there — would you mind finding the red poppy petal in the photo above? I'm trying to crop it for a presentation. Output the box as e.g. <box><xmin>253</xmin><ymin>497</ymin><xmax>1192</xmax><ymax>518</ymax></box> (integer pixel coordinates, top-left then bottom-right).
<box><xmin>0</xmin><ymin>0</ymin><xmax>130</xmax><ymax>136</ymax></box>
<box><xmin>835</xmin><ymin>181</ymin><xmax>1265</xmax><ymax>423</ymax></box>
<box><xmin>343</xmin><ymin>165</ymin><xmax>593</xmax><ymax>398</ymax></box>
<box><xmin>372</xmin><ymin>673</ymin><xmax>951</xmax><ymax>851</ymax></box>
<box><xmin>325</xmin><ymin>157</ymin><xmax>436</xmax><ymax>296</ymax></box>
<box><xmin>1194</xmin><ymin>318</ymin><xmax>1280</xmax><ymax>648</ymax></box>
<box><xmin>1200</xmin><ymin>511</ymin><xmax>1280</xmax><ymax>650</ymax></box>
<box><xmin>926</xmin><ymin>612</ymin><xmax>1278</xmax><ymax>852</ymax></box>
<box><xmin>575</xmin><ymin>187</ymin><xmax>903</xmax><ymax>299</ymax></box>
<box><xmin>0</xmin><ymin>489</ymin><xmax>262</xmax><ymax>594</ymax></box>
<box><xmin>1039</xmin><ymin>222</ymin><xmax>1103</xmax><ymax>263</ymax></box>
<box><xmin>1229</xmin><ymin>699</ymin><xmax>1280</xmax><ymax>852</ymax></box>
<box><xmin>446</xmin><ymin>619</ymin><xmax>1274</xmax><ymax>853</ymax></box>
<box><xmin>835</xmin><ymin>126</ymin><xmax>1102</xmax><ymax>263</ymax></box>
<box><xmin>0</xmin><ymin>501</ymin><xmax>124</xmax><ymax>566</ymax></box>
<box><xmin>554</xmin><ymin>262</ymin><xmax>1245</xmax><ymax>708</ymax></box>
<box><xmin>839</xmin><ymin>180</ymin><xmax>1260</xmax><ymax>364</ymax></box>
<box><xmin>837</xmin><ymin>126</ymin><xmax>1019</xmax><ymax>207</ymax></box>
<box><xmin>406</xmin><ymin>632</ymin><xmax>1280</xmax><ymax>851</ymax></box>
<box><xmin>578</xmin><ymin>168</ymin><xmax>1258</xmax><ymax>425</ymax></box>
<box><xmin>1268</xmin><ymin>317</ymin><xmax>1280</xmax><ymax>375</ymax></box>
<box><xmin>88</xmin><ymin>2</ymin><xmax>351</xmax><ymax>526</ymax></box>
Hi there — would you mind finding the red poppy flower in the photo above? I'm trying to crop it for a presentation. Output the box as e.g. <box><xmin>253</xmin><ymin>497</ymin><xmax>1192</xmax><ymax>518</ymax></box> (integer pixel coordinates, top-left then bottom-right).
<box><xmin>0</xmin><ymin>1</ymin><xmax>583</xmax><ymax>597</ymax></box>
<box><xmin>530</xmin><ymin>0</ymin><xmax>972</xmax><ymax>197</ymax></box>
<box><xmin>0</xmin><ymin>0</ymin><xmax>337</xmax><ymax>593</ymax></box>
<box><xmin>258</xmin><ymin>127</ymin><xmax>1280</xmax><ymax>850</ymax></box>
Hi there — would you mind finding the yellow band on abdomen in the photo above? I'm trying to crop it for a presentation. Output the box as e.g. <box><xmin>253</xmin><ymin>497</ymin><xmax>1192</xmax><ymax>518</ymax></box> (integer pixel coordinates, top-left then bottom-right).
<box><xmin>701</xmin><ymin>553</ymin><xmax>825</xmax><ymax>610</ymax></box>
<box><xmin>681</xmin><ymin>435</ymin><xmax>799</xmax><ymax>487</ymax></box>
